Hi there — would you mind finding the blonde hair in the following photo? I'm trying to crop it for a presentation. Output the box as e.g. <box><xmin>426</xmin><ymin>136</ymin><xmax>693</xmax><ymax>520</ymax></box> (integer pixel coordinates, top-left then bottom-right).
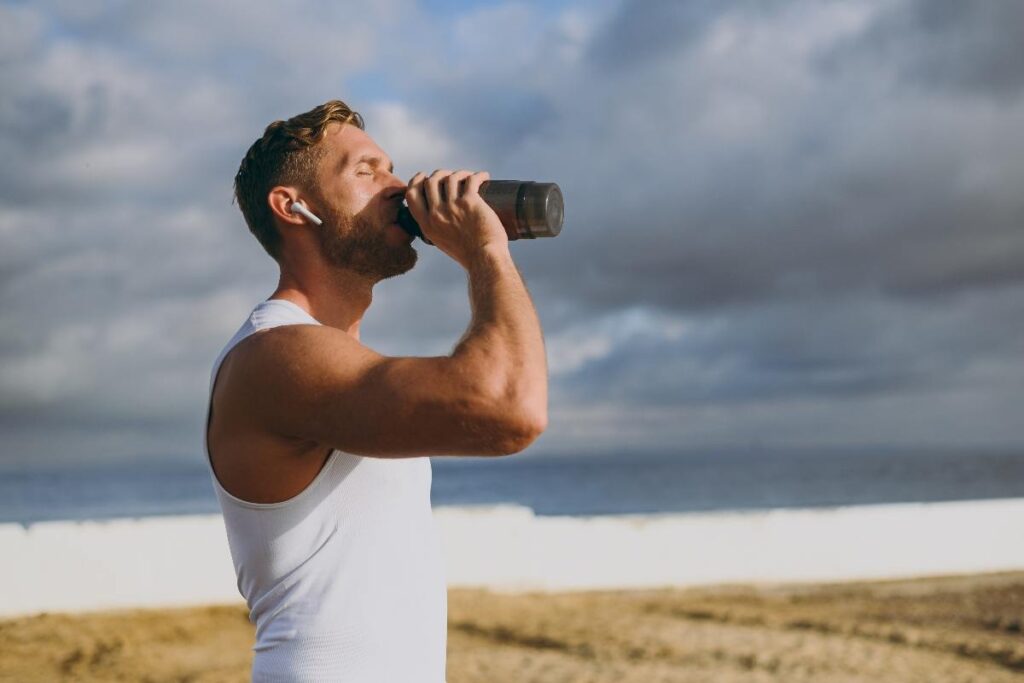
<box><xmin>234</xmin><ymin>100</ymin><xmax>365</xmax><ymax>260</ymax></box>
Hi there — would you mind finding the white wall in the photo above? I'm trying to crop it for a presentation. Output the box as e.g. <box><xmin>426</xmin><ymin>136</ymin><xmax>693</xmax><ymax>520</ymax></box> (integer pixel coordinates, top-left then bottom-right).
<box><xmin>2</xmin><ymin>498</ymin><xmax>1023</xmax><ymax>617</ymax></box>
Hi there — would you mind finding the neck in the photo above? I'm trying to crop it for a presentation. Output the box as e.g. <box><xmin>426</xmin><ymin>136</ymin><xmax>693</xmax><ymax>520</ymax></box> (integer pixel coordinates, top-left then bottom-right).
<box><xmin>269</xmin><ymin>262</ymin><xmax>374</xmax><ymax>341</ymax></box>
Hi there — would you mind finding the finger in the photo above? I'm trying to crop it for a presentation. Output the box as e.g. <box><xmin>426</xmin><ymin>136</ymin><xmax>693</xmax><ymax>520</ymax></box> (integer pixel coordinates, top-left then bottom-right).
<box><xmin>405</xmin><ymin>172</ymin><xmax>427</xmax><ymax>215</ymax></box>
<box><xmin>464</xmin><ymin>170</ymin><xmax>491</xmax><ymax>198</ymax></box>
<box><xmin>426</xmin><ymin>169</ymin><xmax>451</xmax><ymax>211</ymax></box>
<box><xmin>445</xmin><ymin>170</ymin><xmax>473</xmax><ymax>204</ymax></box>
<box><xmin>407</xmin><ymin>171</ymin><xmax>426</xmax><ymax>195</ymax></box>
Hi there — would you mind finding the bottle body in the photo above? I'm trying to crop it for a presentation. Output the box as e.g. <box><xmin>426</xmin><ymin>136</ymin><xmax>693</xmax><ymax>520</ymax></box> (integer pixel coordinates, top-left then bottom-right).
<box><xmin>397</xmin><ymin>180</ymin><xmax>563</xmax><ymax>245</ymax></box>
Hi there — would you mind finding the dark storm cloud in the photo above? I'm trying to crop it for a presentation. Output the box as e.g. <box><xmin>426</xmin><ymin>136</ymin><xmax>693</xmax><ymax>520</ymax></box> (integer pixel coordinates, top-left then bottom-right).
<box><xmin>586</xmin><ymin>0</ymin><xmax>729</xmax><ymax>70</ymax></box>
<box><xmin>411</xmin><ymin>84</ymin><xmax>557</xmax><ymax>159</ymax></box>
<box><xmin>825</xmin><ymin>0</ymin><xmax>1024</xmax><ymax>99</ymax></box>
<box><xmin>387</xmin><ymin>0</ymin><xmax>1024</xmax><ymax>316</ymax></box>
<box><xmin>554</xmin><ymin>288</ymin><xmax>1024</xmax><ymax>408</ymax></box>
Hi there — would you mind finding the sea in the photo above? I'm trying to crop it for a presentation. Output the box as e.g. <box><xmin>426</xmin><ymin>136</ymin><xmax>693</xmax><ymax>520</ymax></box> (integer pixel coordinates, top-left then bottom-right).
<box><xmin>1</xmin><ymin>447</ymin><xmax>1023</xmax><ymax>526</ymax></box>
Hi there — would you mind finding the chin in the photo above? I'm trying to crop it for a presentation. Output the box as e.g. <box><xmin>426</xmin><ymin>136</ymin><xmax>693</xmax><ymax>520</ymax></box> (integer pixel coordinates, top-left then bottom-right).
<box><xmin>378</xmin><ymin>248</ymin><xmax>418</xmax><ymax>280</ymax></box>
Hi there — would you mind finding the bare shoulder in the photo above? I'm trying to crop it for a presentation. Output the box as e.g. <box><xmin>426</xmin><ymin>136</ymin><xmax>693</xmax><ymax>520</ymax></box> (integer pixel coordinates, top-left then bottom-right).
<box><xmin>208</xmin><ymin>326</ymin><xmax>351</xmax><ymax>502</ymax></box>
<box><xmin>223</xmin><ymin>323</ymin><xmax>383</xmax><ymax>404</ymax></box>
<box><xmin>213</xmin><ymin>322</ymin><xmax>539</xmax><ymax>458</ymax></box>
<box><xmin>236</xmin><ymin>322</ymin><xmax>373</xmax><ymax>364</ymax></box>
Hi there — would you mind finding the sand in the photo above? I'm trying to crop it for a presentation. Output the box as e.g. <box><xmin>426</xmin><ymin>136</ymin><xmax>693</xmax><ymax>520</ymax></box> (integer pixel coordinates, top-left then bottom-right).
<box><xmin>1</xmin><ymin>571</ymin><xmax>1021</xmax><ymax>682</ymax></box>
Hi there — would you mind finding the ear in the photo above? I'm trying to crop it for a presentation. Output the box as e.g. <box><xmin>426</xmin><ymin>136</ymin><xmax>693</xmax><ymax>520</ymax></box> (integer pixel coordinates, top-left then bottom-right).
<box><xmin>268</xmin><ymin>186</ymin><xmax>307</xmax><ymax>227</ymax></box>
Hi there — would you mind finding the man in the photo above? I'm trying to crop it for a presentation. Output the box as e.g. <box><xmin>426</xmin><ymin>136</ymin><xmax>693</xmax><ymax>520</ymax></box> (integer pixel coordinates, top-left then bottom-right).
<box><xmin>203</xmin><ymin>99</ymin><xmax>548</xmax><ymax>681</ymax></box>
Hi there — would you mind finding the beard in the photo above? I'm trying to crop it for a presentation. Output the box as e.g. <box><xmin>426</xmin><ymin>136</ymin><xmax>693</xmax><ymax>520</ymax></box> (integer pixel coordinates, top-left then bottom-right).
<box><xmin>316</xmin><ymin>203</ymin><xmax>417</xmax><ymax>281</ymax></box>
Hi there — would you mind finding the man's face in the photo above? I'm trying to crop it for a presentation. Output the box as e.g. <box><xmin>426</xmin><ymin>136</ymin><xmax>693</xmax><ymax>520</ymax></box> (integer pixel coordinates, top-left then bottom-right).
<box><xmin>310</xmin><ymin>123</ymin><xmax>416</xmax><ymax>280</ymax></box>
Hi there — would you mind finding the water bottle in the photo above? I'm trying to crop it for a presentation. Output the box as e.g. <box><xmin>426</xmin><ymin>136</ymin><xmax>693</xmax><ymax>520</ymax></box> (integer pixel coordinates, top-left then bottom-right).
<box><xmin>397</xmin><ymin>180</ymin><xmax>563</xmax><ymax>245</ymax></box>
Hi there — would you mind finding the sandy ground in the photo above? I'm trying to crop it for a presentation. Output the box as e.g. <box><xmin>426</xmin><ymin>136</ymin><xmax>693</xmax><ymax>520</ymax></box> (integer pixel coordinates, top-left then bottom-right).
<box><xmin>1</xmin><ymin>572</ymin><xmax>1021</xmax><ymax>682</ymax></box>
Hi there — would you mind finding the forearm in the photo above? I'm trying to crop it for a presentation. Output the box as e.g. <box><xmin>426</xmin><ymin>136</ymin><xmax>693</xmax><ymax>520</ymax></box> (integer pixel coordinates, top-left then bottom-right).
<box><xmin>451</xmin><ymin>243</ymin><xmax>548</xmax><ymax>431</ymax></box>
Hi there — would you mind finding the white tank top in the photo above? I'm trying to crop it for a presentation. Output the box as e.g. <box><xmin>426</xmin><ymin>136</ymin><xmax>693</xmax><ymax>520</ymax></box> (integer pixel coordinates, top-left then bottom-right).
<box><xmin>203</xmin><ymin>299</ymin><xmax>448</xmax><ymax>682</ymax></box>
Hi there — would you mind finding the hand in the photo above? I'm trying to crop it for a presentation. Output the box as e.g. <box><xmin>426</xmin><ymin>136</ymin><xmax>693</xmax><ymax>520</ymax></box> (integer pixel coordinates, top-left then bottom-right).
<box><xmin>404</xmin><ymin>169</ymin><xmax>508</xmax><ymax>268</ymax></box>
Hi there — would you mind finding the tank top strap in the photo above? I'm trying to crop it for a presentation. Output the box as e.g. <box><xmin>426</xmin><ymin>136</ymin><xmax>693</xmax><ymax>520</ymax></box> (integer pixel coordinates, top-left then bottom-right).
<box><xmin>208</xmin><ymin>299</ymin><xmax>321</xmax><ymax>395</ymax></box>
<box><xmin>250</xmin><ymin>299</ymin><xmax>322</xmax><ymax>330</ymax></box>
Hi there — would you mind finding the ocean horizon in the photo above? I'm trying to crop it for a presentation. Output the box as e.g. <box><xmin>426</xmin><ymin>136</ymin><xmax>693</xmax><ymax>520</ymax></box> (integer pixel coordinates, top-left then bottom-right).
<box><xmin>2</xmin><ymin>446</ymin><xmax>1023</xmax><ymax>527</ymax></box>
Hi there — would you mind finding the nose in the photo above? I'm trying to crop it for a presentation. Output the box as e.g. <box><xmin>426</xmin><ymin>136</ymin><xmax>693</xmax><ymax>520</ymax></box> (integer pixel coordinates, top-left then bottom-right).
<box><xmin>383</xmin><ymin>171</ymin><xmax>406</xmax><ymax>201</ymax></box>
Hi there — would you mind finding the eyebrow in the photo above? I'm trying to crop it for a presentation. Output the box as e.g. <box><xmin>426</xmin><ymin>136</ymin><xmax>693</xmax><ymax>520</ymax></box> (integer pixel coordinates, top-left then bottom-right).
<box><xmin>345</xmin><ymin>153</ymin><xmax>395</xmax><ymax>174</ymax></box>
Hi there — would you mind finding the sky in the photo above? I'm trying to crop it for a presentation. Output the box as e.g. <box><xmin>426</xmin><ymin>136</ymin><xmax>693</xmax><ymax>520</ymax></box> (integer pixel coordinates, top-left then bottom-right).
<box><xmin>1</xmin><ymin>0</ymin><xmax>1022</xmax><ymax>467</ymax></box>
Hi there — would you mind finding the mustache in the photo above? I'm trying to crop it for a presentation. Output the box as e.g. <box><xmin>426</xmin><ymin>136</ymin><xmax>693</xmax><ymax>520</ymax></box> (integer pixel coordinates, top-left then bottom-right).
<box><xmin>386</xmin><ymin>201</ymin><xmax>404</xmax><ymax>224</ymax></box>
<box><xmin>317</xmin><ymin>203</ymin><xmax>402</xmax><ymax>228</ymax></box>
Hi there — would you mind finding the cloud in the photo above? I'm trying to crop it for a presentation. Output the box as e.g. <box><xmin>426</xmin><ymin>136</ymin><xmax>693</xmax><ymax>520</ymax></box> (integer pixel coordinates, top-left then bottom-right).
<box><xmin>361</xmin><ymin>101</ymin><xmax>458</xmax><ymax>177</ymax></box>
<box><xmin>825</xmin><ymin>0</ymin><xmax>1024</xmax><ymax>100</ymax></box>
<box><xmin>1</xmin><ymin>0</ymin><xmax>1022</xmax><ymax>466</ymax></box>
<box><xmin>586</xmin><ymin>0</ymin><xmax>729</xmax><ymax>70</ymax></box>
<box><xmin>554</xmin><ymin>287</ymin><xmax>1024</xmax><ymax>407</ymax></box>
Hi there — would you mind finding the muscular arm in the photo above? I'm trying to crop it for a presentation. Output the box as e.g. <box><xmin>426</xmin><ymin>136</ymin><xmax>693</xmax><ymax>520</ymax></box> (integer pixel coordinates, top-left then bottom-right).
<box><xmin>222</xmin><ymin>244</ymin><xmax>547</xmax><ymax>459</ymax></box>
<box><xmin>453</xmin><ymin>243</ymin><xmax>548</xmax><ymax>435</ymax></box>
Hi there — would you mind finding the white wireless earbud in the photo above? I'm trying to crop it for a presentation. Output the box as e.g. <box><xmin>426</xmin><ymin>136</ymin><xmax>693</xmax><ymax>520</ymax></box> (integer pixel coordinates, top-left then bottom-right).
<box><xmin>290</xmin><ymin>200</ymin><xmax>323</xmax><ymax>226</ymax></box>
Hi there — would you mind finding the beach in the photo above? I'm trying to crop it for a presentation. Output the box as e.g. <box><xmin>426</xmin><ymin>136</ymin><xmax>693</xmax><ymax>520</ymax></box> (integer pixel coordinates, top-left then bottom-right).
<box><xmin>2</xmin><ymin>571</ymin><xmax>1021</xmax><ymax>682</ymax></box>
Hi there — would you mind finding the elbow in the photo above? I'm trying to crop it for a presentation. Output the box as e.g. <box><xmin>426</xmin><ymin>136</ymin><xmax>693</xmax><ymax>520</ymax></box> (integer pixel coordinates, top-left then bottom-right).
<box><xmin>527</xmin><ymin>408</ymin><xmax>548</xmax><ymax>438</ymax></box>
<box><xmin>476</xmin><ymin>373</ymin><xmax>548</xmax><ymax>456</ymax></box>
<box><xmin>518</xmin><ymin>389</ymin><xmax>549</xmax><ymax>449</ymax></box>
<box><xmin>494</xmin><ymin>409</ymin><xmax>547</xmax><ymax>456</ymax></box>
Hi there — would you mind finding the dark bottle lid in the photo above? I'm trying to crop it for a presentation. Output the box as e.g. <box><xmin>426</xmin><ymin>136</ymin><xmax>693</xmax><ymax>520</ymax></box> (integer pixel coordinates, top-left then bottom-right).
<box><xmin>516</xmin><ymin>182</ymin><xmax>563</xmax><ymax>238</ymax></box>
